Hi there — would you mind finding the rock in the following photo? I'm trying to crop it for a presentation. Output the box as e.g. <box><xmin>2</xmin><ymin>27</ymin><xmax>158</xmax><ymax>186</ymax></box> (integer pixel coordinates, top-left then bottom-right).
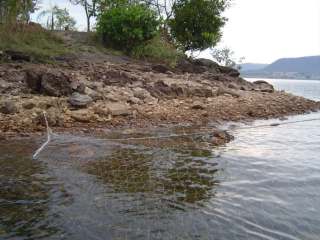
<box><xmin>25</xmin><ymin>69</ymin><xmax>42</xmax><ymax>92</ymax></box>
<box><xmin>34</xmin><ymin>108</ymin><xmax>64</xmax><ymax>127</ymax></box>
<box><xmin>253</xmin><ymin>80</ymin><xmax>274</xmax><ymax>93</ymax></box>
<box><xmin>152</xmin><ymin>64</ymin><xmax>170</xmax><ymax>73</ymax></box>
<box><xmin>177</xmin><ymin>58</ymin><xmax>209</xmax><ymax>73</ymax></box>
<box><xmin>211</xmin><ymin>130</ymin><xmax>234</xmax><ymax>146</ymax></box>
<box><xmin>0</xmin><ymin>101</ymin><xmax>18</xmax><ymax>114</ymax></box>
<box><xmin>128</xmin><ymin>97</ymin><xmax>142</xmax><ymax>105</ymax></box>
<box><xmin>133</xmin><ymin>87</ymin><xmax>152</xmax><ymax>100</ymax></box>
<box><xmin>84</xmin><ymin>87</ymin><xmax>102</xmax><ymax>101</ymax></box>
<box><xmin>218</xmin><ymin>87</ymin><xmax>242</xmax><ymax>98</ymax></box>
<box><xmin>93</xmin><ymin>104</ymin><xmax>110</xmax><ymax>117</ymax></box>
<box><xmin>218</xmin><ymin>65</ymin><xmax>240</xmax><ymax>77</ymax></box>
<box><xmin>25</xmin><ymin>68</ymin><xmax>72</xmax><ymax>96</ymax></box>
<box><xmin>192</xmin><ymin>100</ymin><xmax>206</xmax><ymax>110</ymax></box>
<box><xmin>69</xmin><ymin>92</ymin><xmax>93</xmax><ymax>108</ymax></box>
<box><xmin>41</xmin><ymin>70</ymin><xmax>72</xmax><ymax>96</ymax></box>
<box><xmin>22</xmin><ymin>101</ymin><xmax>35</xmax><ymax>110</ymax></box>
<box><xmin>107</xmin><ymin>103</ymin><xmax>132</xmax><ymax>116</ymax></box>
<box><xmin>4</xmin><ymin>50</ymin><xmax>31</xmax><ymax>62</ymax></box>
<box><xmin>70</xmin><ymin>109</ymin><xmax>94</xmax><ymax>123</ymax></box>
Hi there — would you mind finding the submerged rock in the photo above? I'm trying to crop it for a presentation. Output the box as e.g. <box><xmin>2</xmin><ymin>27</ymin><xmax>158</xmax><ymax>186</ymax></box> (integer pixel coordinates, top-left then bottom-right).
<box><xmin>211</xmin><ymin>130</ymin><xmax>234</xmax><ymax>146</ymax></box>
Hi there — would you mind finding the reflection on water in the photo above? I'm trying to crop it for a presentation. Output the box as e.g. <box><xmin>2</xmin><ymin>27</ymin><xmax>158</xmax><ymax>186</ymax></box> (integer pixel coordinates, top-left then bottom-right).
<box><xmin>85</xmin><ymin>147</ymin><xmax>219</xmax><ymax>204</ymax></box>
<box><xmin>1</xmin><ymin>79</ymin><xmax>320</xmax><ymax>239</ymax></box>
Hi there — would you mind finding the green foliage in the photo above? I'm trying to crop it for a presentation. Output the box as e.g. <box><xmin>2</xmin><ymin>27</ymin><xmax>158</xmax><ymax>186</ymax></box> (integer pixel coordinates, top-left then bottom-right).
<box><xmin>169</xmin><ymin>0</ymin><xmax>228</xmax><ymax>52</ymax></box>
<box><xmin>211</xmin><ymin>47</ymin><xmax>245</xmax><ymax>69</ymax></box>
<box><xmin>131</xmin><ymin>32</ymin><xmax>183</xmax><ymax>66</ymax></box>
<box><xmin>97</xmin><ymin>4</ymin><xmax>159</xmax><ymax>51</ymax></box>
<box><xmin>0</xmin><ymin>0</ymin><xmax>38</xmax><ymax>23</ymax></box>
<box><xmin>0</xmin><ymin>23</ymin><xmax>70</xmax><ymax>61</ymax></box>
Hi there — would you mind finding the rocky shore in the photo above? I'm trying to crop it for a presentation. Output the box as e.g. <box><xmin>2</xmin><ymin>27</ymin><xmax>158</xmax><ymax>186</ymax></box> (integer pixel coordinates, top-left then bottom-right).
<box><xmin>0</xmin><ymin>54</ymin><xmax>319</xmax><ymax>139</ymax></box>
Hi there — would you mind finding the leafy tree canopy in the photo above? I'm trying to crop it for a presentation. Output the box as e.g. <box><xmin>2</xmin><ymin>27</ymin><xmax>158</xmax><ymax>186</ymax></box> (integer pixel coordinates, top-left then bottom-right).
<box><xmin>169</xmin><ymin>0</ymin><xmax>228</xmax><ymax>52</ymax></box>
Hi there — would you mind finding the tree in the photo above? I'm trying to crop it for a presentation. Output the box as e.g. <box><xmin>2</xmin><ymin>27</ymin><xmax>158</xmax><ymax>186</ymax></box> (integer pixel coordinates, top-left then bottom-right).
<box><xmin>38</xmin><ymin>5</ymin><xmax>76</xmax><ymax>31</ymax></box>
<box><xmin>0</xmin><ymin>0</ymin><xmax>38</xmax><ymax>23</ymax></box>
<box><xmin>169</xmin><ymin>0</ymin><xmax>229</xmax><ymax>52</ymax></box>
<box><xmin>211</xmin><ymin>47</ymin><xmax>245</xmax><ymax>70</ymax></box>
<box><xmin>69</xmin><ymin>0</ymin><xmax>97</xmax><ymax>32</ymax></box>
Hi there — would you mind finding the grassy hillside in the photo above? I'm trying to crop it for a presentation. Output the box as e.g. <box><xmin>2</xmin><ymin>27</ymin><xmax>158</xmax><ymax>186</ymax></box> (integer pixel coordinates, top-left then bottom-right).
<box><xmin>0</xmin><ymin>23</ymin><xmax>70</xmax><ymax>61</ymax></box>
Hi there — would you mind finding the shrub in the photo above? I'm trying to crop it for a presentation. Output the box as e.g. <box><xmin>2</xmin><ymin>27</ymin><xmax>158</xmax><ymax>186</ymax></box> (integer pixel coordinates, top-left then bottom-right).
<box><xmin>97</xmin><ymin>4</ymin><xmax>159</xmax><ymax>52</ymax></box>
<box><xmin>169</xmin><ymin>0</ymin><xmax>228</xmax><ymax>52</ymax></box>
<box><xmin>131</xmin><ymin>33</ymin><xmax>183</xmax><ymax>67</ymax></box>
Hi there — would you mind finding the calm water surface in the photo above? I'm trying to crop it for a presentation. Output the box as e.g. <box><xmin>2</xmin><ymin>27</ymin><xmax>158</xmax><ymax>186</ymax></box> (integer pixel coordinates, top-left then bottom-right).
<box><xmin>0</xmin><ymin>79</ymin><xmax>320</xmax><ymax>240</ymax></box>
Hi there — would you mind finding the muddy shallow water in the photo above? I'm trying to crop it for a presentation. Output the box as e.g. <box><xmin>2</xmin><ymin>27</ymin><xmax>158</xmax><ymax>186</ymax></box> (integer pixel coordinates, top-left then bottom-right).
<box><xmin>1</xmin><ymin>79</ymin><xmax>320</xmax><ymax>240</ymax></box>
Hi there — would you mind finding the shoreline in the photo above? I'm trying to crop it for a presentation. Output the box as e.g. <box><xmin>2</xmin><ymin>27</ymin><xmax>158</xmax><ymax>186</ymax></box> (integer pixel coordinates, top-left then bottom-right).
<box><xmin>1</xmin><ymin>57</ymin><xmax>320</xmax><ymax>140</ymax></box>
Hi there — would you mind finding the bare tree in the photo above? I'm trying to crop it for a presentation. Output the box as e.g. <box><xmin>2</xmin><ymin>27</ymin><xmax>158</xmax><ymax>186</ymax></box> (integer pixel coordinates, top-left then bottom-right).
<box><xmin>70</xmin><ymin>0</ymin><xmax>97</xmax><ymax>32</ymax></box>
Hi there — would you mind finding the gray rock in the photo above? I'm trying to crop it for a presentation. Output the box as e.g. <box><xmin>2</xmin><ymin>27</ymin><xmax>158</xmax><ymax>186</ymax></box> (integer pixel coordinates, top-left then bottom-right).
<box><xmin>69</xmin><ymin>92</ymin><xmax>93</xmax><ymax>108</ymax></box>
<box><xmin>0</xmin><ymin>101</ymin><xmax>18</xmax><ymax>114</ymax></box>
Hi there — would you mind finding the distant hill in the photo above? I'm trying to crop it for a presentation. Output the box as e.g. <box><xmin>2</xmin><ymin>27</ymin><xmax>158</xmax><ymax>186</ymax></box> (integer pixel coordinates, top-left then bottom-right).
<box><xmin>241</xmin><ymin>56</ymin><xmax>320</xmax><ymax>80</ymax></box>
<box><xmin>240</xmin><ymin>63</ymin><xmax>268</xmax><ymax>72</ymax></box>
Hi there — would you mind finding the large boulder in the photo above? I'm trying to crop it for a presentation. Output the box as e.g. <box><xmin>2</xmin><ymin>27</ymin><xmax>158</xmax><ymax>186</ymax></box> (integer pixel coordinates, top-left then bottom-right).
<box><xmin>69</xmin><ymin>92</ymin><xmax>93</xmax><ymax>108</ymax></box>
<box><xmin>218</xmin><ymin>65</ymin><xmax>240</xmax><ymax>77</ymax></box>
<box><xmin>253</xmin><ymin>80</ymin><xmax>274</xmax><ymax>93</ymax></box>
<box><xmin>25</xmin><ymin>68</ymin><xmax>73</xmax><ymax>96</ymax></box>
<box><xmin>176</xmin><ymin>57</ymin><xmax>241</xmax><ymax>77</ymax></box>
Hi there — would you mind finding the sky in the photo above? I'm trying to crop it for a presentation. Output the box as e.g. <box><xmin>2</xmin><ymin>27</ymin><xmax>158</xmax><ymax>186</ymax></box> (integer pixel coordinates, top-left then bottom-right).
<box><xmin>33</xmin><ymin>0</ymin><xmax>320</xmax><ymax>64</ymax></box>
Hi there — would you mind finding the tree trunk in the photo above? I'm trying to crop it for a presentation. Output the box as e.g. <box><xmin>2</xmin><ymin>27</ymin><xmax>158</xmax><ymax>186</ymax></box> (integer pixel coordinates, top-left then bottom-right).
<box><xmin>51</xmin><ymin>12</ymin><xmax>54</xmax><ymax>31</ymax></box>
<box><xmin>86</xmin><ymin>16</ymin><xmax>90</xmax><ymax>32</ymax></box>
<box><xmin>84</xmin><ymin>2</ymin><xmax>90</xmax><ymax>32</ymax></box>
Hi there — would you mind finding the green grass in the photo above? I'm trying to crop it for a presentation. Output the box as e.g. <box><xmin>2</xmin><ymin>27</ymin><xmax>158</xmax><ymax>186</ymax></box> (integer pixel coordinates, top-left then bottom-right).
<box><xmin>0</xmin><ymin>23</ymin><xmax>71</xmax><ymax>62</ymax></box>
<box><xmin>131</xmin><ymin>33</ymin><xmax>184</xmax><ymax>67</ymax></box>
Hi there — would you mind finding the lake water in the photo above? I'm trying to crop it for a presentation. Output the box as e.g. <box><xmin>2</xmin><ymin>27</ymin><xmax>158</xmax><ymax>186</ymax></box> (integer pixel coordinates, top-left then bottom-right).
<box><xmin>1</xmin><ymin>79</ymin><xmax>320</xmax><ymax>240</ymax></box>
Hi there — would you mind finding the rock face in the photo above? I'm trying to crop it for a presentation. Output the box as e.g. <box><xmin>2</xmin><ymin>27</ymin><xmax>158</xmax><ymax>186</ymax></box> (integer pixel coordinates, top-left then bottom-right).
<box><xmin>26</xmin><ymin>69</ymin><xmax>73</xmax><ymax>96</ymax></box>
<box><xmin>69</xmin><ymin>92</ymin><xmax>93</xmax><ymax>108</ymax></box>
<box><xmin>177</xmin><ymin>58</ymin><xmax>240</xmax><ymax>77</ymax></box>
<box><xmin>0</xmin><ymin>101</ymin><xmax>18</xmax><ymax>114</ymax></box>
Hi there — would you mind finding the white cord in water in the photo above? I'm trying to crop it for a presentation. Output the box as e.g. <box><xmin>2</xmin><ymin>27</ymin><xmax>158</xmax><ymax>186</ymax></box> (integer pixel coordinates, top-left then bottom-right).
<box><xmin>32</xmin><ymin>112</ymin><xmax>51</xmax><ymax>159</ymax></box>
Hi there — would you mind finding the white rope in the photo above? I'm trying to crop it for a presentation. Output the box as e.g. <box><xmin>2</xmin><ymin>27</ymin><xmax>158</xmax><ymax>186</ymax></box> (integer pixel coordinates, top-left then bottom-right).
<box><xmin>31</xmin><ymin>115</ymin><xmax>320</xmax><ymax>158</ymax></box>
<box><xmin>32</xmin><ymin>112</ymin><xmax>51</xmax><ymax>159</ymax></box>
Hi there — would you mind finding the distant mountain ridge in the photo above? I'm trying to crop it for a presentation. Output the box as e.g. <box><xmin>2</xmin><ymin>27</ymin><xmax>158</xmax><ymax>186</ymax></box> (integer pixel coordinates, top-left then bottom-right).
<box><xmin>240</xmin><ymin>63</ymin><xmax>268</xmax><ymax>72</ymax></box>
<box><xmin>241</xmin><ymin>55</ymin><xmax>320</xmax><ymax>80</ymax></box>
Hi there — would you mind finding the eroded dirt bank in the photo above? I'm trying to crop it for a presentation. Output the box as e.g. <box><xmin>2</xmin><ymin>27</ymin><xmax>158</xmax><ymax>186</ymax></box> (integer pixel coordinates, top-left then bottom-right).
<box><xmin>0</xmin><ymin>55</ymin><xmax>319</xmax><ymax>139</ymax></box>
